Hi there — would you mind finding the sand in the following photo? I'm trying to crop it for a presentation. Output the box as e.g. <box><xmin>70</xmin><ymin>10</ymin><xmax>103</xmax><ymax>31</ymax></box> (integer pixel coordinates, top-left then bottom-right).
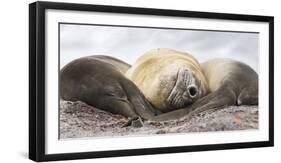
<box><xmin>59</xmin><ymin>100</ymin><xmax>258</xmax><ymax>139</ymax></box>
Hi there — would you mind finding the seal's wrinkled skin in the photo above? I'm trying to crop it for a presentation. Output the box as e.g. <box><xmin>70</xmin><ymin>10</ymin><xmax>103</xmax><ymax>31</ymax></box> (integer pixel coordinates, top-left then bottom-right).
<box><xmin>126</xmin><ymin>48</ymin><xmax>208</xmax><ymax>113</ymax></box>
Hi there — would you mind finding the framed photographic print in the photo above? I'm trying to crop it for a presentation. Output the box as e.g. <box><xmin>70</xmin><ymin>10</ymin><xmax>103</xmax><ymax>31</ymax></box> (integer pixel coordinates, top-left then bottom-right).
<box><xmin>29</xmin><ymin>1</ymin><xmax>274</xmax><ymax>162</ymax></box>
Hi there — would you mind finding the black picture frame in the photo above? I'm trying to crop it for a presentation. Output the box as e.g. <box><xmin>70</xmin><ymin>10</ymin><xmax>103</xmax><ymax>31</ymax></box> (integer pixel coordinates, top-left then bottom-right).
<box><xmin>29</xmin><ymin>1</ymin><xmax>274</xmax><ymax>162</ymax></box>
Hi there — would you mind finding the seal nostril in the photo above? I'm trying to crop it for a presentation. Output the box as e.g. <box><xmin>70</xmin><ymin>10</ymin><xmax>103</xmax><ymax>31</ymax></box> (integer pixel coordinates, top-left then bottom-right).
<box><xmin>188</xmin><ymin>86</ymin><xmax>197</xmax><ymax>97</ymax></box>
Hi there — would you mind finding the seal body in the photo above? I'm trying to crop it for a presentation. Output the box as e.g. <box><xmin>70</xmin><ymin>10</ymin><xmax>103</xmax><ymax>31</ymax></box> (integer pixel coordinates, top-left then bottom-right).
<box><xmin>60</xmin><ymin>55</ymin><xmax>157</xmax><ymax>119</ymax></box>
<box><xmin>201</xmin><ymin>58</ymin><xmax>258</xmax><ymax>106</ymax></box>
<box><xmin>151</xmin><ymin>58</ymin><xmax>258</xmax><ymax>121</ymax></box>
<box><xmin>126</xmin><ymin>48</ymin><xmax>208</xmax><ymax>113</ymax></box>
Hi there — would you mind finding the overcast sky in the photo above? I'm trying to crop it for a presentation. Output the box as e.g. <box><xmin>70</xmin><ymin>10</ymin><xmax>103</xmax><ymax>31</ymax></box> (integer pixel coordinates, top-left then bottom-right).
<box><xmin>60</xmin><ymin>24</ymin><xmax>259</xmax><ymax>72</ymax></box>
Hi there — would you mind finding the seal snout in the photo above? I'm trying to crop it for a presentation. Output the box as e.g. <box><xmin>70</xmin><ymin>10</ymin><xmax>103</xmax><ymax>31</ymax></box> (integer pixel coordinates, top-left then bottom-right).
<box><xmin>187</xmin><ymin>85</ymin><xmax>198</xmax><ymax>98</ymax></box>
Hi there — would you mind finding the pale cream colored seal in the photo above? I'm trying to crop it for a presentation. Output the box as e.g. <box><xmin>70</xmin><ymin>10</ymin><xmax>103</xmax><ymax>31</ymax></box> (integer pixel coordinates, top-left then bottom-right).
<box><xmin>126</xmin><ymin>48</ymin><xmax>208</xmax><ymax>112</ymax></box>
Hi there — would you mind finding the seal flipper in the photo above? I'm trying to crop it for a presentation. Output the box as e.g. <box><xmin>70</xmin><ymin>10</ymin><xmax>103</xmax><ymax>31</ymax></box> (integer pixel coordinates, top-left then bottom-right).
<box><xmin>237</xmin><ymin>86</ymin><xmax>258</xmax><ymax>105</ymax></box>
<box><xmin>149</xmin><ymin>107</ymin><xmax>191</xmax><ymax>121</ymax></box>
<box><xmin>187</xmin><ymin>84</ymin><xmax>237</xmax><ymax>114</ymax></box>
<box><xmin>105</xmin><ymin>97</ymin><xmax>139</xmax><ymax>118</ymax></box>
<box><xmin>150</xmin><ymin>84</ymin><xmax>237</xmax><ymax>121</ymax></box>
<box><xmin>122</xmin><ymin>116</ymin><xmax>144</xmax><ymax>128</ymax></box>
<box><xmin>120</xmin><ymin>78</ymin><xmax>158</xmax><ymax>120</ymax></box>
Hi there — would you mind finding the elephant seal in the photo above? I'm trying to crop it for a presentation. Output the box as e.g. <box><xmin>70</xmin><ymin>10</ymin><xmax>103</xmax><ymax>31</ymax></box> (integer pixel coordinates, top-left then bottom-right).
<box><xmin>151</xmin><ymin>58</ymin><xmax>258</xmax><ymax>121</ymax></box>
<box><xmin>60</xmin><ymin>55</ymin><xmax>157</xmax><ymax>121</ymax></box>
<box><xmin>125</xmin><ymin>48</ymin><xmax>209</xmax><ymax>113</ymax></box>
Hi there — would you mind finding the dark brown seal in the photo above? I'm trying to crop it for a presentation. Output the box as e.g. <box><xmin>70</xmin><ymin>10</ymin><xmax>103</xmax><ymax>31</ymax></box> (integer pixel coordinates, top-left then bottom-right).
<box><xmin>60</xmin><ymin>55</ymin><xmax>157</xmax><ymax>120</ymax></box>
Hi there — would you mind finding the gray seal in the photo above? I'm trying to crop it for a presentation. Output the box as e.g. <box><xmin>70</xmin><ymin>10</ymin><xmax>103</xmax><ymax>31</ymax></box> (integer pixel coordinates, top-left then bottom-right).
<box><xmin>60</xmin><ymin>55</ymin><xmax>157</xmax><ymax>121</ymax></box>
<box><xmin>151</xmin><ymin>58</ymin><xmax>258</xmax><ymax>121</ymax></box>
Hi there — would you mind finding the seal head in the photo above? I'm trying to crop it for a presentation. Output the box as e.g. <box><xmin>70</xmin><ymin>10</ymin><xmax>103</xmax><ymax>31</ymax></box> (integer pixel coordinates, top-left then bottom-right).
<box><xmin>126</xmin><ymin>48</ymin><xmax>208</xmax><ymax>112</ymax></box>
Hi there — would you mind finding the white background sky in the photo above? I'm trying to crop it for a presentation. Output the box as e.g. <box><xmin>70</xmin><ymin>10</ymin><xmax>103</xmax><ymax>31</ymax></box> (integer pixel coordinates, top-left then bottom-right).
<box><xmin>60</xmin><ymin>24</ymin><xmax>259</xmax><ymax>72</ymax></box>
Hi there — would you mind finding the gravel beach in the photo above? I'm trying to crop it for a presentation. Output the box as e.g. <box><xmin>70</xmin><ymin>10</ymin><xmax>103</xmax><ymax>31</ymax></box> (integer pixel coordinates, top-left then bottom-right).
<box><xmin>59</xmin><ymin>100</ymin><xmax>258</xmax><ymax>139</ymax></box>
